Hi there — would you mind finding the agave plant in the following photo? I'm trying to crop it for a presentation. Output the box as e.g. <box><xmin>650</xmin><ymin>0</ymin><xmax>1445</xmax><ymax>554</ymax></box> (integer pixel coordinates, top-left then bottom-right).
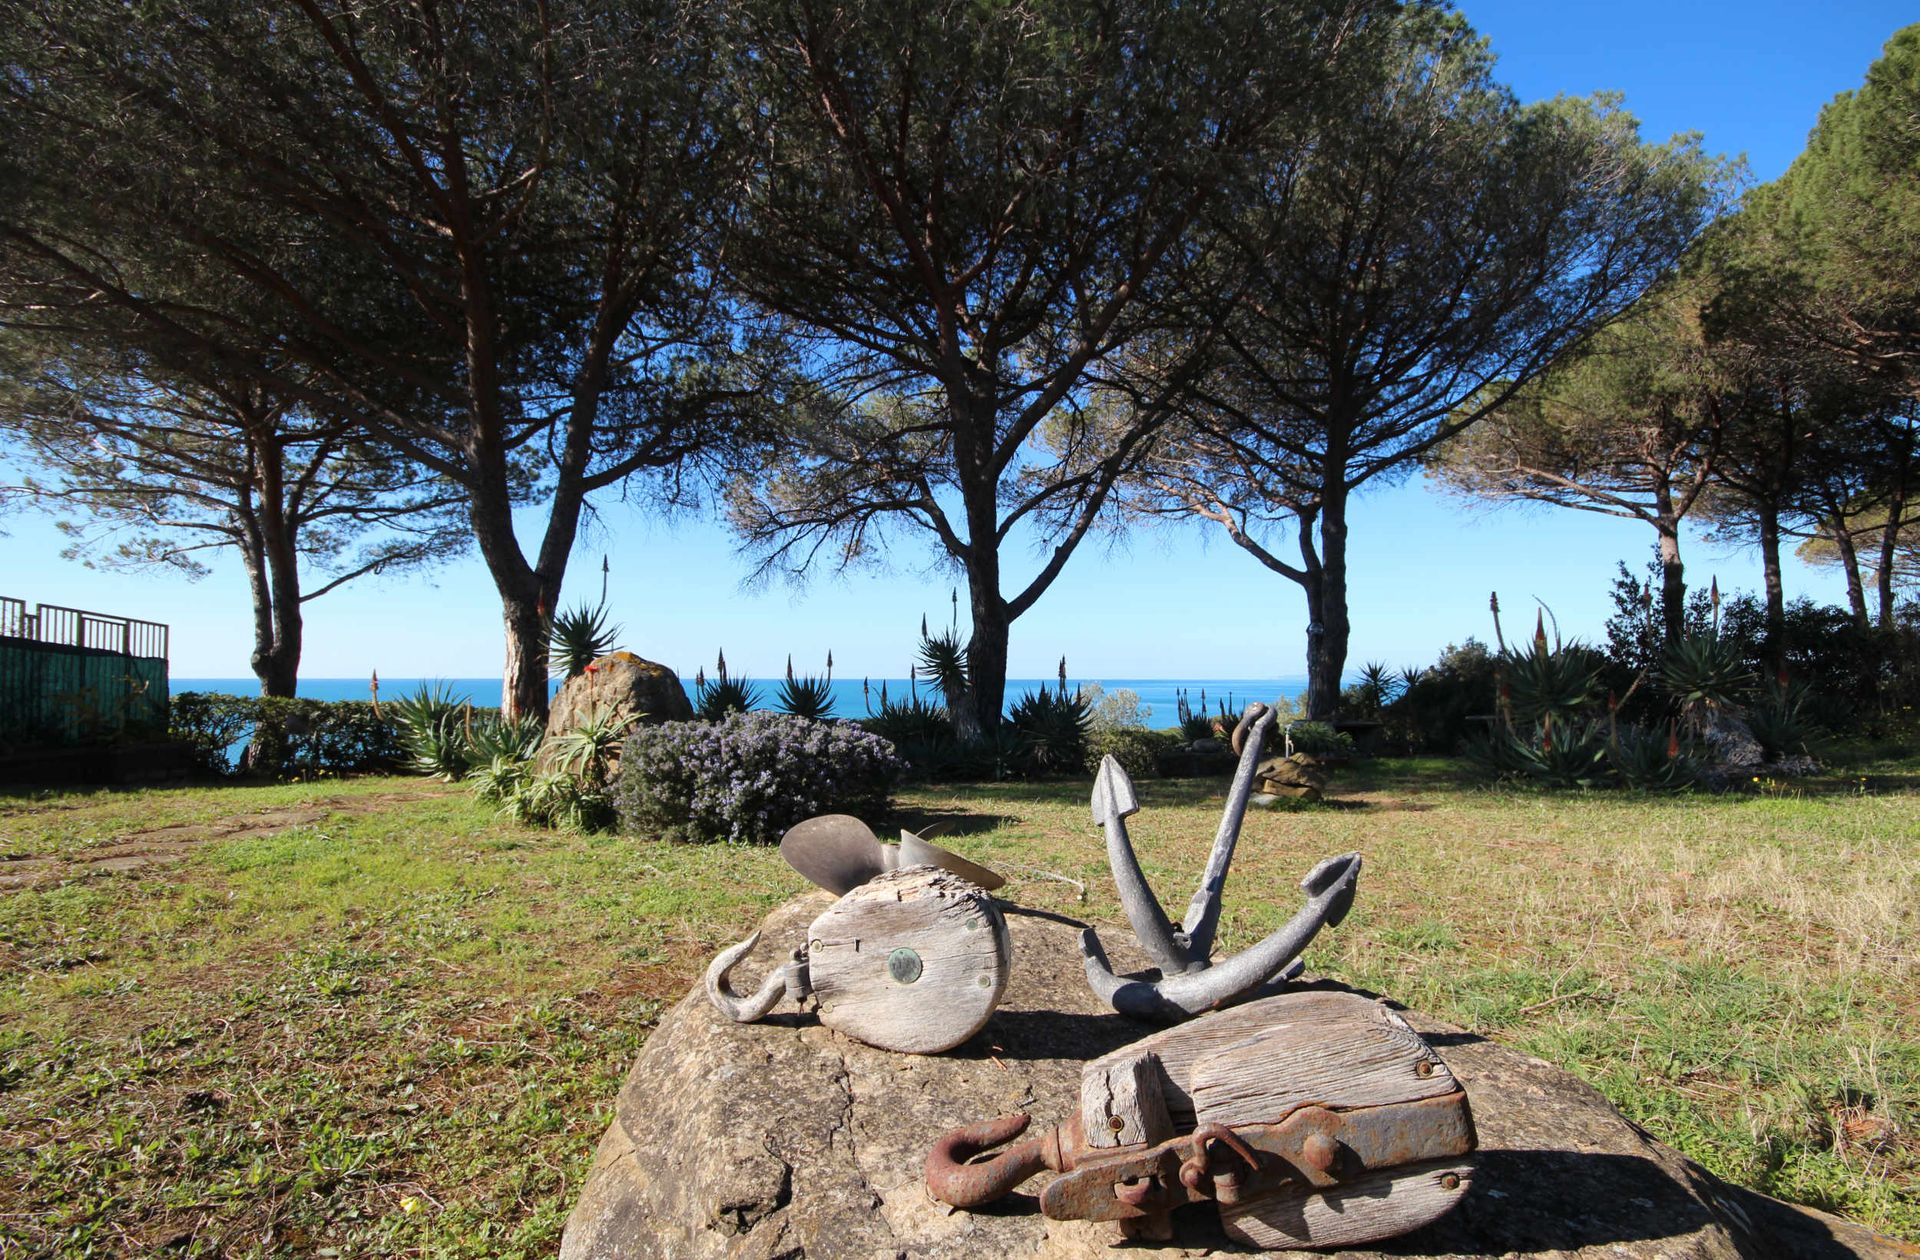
<box><xmin>1353</xmin><ymin>661</ymin><xmax>1400</xmax><ymax>712</ymax></box>
<box><xmin>695</xmin><ymin>650</ymin><xmax>761</xmax><ymax>719</ymax></box>
<box><xmin>1660</xmin><ymin>632</ymin><xmax>1755</xmax><ymax>731</ymax></box>
<box><xmin>466</xmin><ymin>714</ymin><xmax>545</xmax><ymax>767</ymax></box>
<box><xmin>777</xmin><ymin>653</ymin><xmax>836</xmax><ymax>721</ymax></box>
<box><xmin>916</xmin><ymin>628</ymin><xmax>970</xmax><ymax>707</ymax></box>
<box><xmin>389</xmin><ymin>683</ymin><xmax>474</xmax><ymax>780</ymax></box>
<box><xmin>1498</xmin><ymin>637</ymin><xmax>1604</xmax><ymax>728</ymax></box>
<box><xmin>548</xmin><ymin>601</ymin><xmax>622</xmax><ymax>679</ymax></box>
<box><xmin>545</xmin><ymin>704</ymin><xmax>639</xmax><ymax>788</ymax></box>
<box><xmin>467</xmin><ymin>752</ymin><xmax>530</xmax><ymax>807</ymax></box>
<box><xmin>1008</xmin><ymin>685</ymin><xmax>1092</xmax><ymax>777</ymax></box>
<box><xmin>1746</xmin><ymin>679</ymin><xmax>1819</xmax><ymax>761</ymax></box>
<box><xmin>1466</xmin><ymin>716</ymin><xmax>1610</xmax><ymax>788</ymax></box>
<box><xmin>1609</xmin><ymin>723</ymin><xmax>1705</xmax><ymax>792</ymax></box>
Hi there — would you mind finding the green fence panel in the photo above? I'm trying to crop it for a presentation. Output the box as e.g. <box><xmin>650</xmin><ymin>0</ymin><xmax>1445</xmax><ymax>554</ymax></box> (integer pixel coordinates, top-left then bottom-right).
<box><xmin>0</xmin><ymin>638</ymin><xmax>170</xmax><ymax>748</ymax></box>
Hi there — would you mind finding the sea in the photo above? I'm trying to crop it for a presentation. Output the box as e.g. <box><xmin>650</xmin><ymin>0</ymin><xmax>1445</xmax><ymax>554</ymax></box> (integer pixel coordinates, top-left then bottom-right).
<box><xmin>172</xmin><ymin>676</ymin><xmax>1314</xmax><ymax>731</ymax></box>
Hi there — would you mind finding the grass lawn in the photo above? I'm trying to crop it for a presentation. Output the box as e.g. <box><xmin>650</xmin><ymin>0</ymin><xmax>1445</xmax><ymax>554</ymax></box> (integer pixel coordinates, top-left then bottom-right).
<box><xmin>1</xmin><ymin>758</ymin><xmax>1916</xmax><ymax>1255</ymax></box>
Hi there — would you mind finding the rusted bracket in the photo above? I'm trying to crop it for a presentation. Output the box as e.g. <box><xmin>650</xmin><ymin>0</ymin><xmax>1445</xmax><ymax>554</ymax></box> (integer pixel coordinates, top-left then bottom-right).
<box><xmin>927</xmin><ymin>1092</ymin><xmax>1472</xmax><ymax>1222</ymax></box>
<box><xmin>1036</xmin><ymin>1092</ymin><xmax>1473</xmax><ymax>1222</ymax></box>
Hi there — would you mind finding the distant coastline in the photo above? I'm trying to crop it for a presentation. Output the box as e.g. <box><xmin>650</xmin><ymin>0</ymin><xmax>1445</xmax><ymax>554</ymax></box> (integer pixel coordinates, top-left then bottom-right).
<box><xmin>172</xmin><ymin>676</ymin><xmax>1321</xmax><ymax>731</ymax></box>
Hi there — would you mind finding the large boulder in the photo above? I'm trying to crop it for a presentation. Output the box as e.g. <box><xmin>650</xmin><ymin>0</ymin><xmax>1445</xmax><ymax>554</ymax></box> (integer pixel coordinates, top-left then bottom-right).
<box><xmin>547</xmin><ymin>651</ymin><xmax>694</xmax><ymax>739</ymax></box>
<box><xmin>561</xmin><ymin>896</ymin><xmax>1907</xmax><ymax>1260</ymax></box>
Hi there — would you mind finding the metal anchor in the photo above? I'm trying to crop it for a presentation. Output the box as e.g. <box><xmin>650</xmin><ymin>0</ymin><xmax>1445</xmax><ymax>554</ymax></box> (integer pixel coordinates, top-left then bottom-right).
<box><xmin>1082</xmin><ymin>700</ymin><xmax>1361</xmax><ymax>1021</ymax></box>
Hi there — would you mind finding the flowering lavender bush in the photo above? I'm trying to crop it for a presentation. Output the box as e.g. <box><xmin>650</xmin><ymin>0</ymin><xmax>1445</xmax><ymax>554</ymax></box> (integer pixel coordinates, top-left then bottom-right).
<box><xmin>615</xmin><ymin>712</ymin><xmax>905</xmax><ymax>843</ymax></box>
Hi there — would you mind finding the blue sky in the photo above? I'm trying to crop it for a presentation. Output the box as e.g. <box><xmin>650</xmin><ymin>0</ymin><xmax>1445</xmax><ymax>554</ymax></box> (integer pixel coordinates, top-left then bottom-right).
<box><xmin>2</xmin><ymin>2</ymin><xmax>1909</xmax><ymax>683</ymax></box>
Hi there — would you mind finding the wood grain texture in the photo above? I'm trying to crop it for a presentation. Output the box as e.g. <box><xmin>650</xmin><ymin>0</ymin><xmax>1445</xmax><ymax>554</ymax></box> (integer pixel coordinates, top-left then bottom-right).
<box><xmin>1087</xmin><ymin>990</ymin><xmax>1447</xmax><ymax>1128</ymax></box>
<box><xmin>1080</xmin><ymin>1050</ymin><xmax>1173</xmax><ymax>1149</ymax></box>
<box><xmin>807</xmin><ymin>866</ymin><xmax>1011</xmax><ymax>1054</ymax></box>
<box><xmin>1188</xmin><ymin>1002</ymin><xmax>1456</xmax><ymax>1128</ymax></box>
<box><xmin>1218</xmin><ymin>1158</ymin><xmax>1473</xmax><ymax>1249</ymax></box>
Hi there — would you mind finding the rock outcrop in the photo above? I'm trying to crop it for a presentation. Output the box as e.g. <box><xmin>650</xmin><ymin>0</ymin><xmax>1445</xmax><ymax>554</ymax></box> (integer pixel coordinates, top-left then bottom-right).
<box><xmin>561</xmin><ymin>894</ymin><xmax>1909</xmax><ymax>1260</ymax></box>
<box><xmin>547</xmin><ymin>651</ymin><xmax>693</xmax><ymax>739</ymax></box>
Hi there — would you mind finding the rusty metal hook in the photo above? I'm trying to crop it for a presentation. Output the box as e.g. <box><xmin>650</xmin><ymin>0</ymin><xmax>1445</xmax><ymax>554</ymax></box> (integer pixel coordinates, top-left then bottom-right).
<box><xmin>925</xmin><ymin>1112</ymin><xmax>1082</xmax><ymax>1208</ymax></box>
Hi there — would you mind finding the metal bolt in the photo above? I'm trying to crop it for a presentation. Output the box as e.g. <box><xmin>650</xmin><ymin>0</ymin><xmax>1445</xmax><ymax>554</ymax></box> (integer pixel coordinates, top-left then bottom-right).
<box><xmin>810</xmin><ymin>938</ymin><xmax>823</xmax><ymax>951</ymax></box>
<box><xmin>976</xmin><ymin>974</ymin><xmax>991</xmax><ymax>988</ymax></box>
<box><xmin>1440</xmin><ymin>1172</ymin><xmax>1461</xmax><ymax>1191</ymax></box>
<box><xmin>1415</xmin><ymin>1060</ymin><xmax>1435</xmax><ymax>1078</ymax></box>
<box><xmin>887</xmin><ymin>947</ymin><xmax>923</xmax><ymax>984</ymax></box>
<box><xmin>1108</xmin><ymin>1115</ymin><xmax>1126</xmax><ymax>1133</ymax></box>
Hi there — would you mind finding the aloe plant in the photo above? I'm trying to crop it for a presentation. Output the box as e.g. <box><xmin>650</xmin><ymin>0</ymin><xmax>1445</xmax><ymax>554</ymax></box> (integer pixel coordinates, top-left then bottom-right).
<box><xmin>547</xmin><ymin>601</ymin><xmax>622</xmax><ymax>679</ymax></box>
<box><xmin>777</xmin><ymin>653</ymin><xmax>836</xmax><ymax>721</ymax></box>
<box><xmin>695</xmin><ymin>651</ymin><xmax>761</xmax><ymax>719</ymax></box>
<box><xmin>1660</xmin><ymin>632</ymin><xmax>1754</xmax><ymax>730</ymax></box>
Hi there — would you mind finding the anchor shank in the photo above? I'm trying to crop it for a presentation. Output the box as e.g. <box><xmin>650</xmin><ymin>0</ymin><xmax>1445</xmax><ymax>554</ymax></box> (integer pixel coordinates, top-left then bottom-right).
<box><xmin>1180</xmin><ymin>702</ymin><xmax>1276</xmax><ymax>960</ymax></box>
<box><xmin>1092</xmin><ymin>756</ymin><xmax>1191</xmax><ymax>974</ymax></box>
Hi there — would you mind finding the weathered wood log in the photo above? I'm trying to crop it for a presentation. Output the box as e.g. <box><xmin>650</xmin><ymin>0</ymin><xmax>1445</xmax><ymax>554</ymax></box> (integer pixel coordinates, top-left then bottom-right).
<box><xmin>806</xmin><ymin>866</ymin><xmax>1011</xmax><ymax>1055</ymax></box>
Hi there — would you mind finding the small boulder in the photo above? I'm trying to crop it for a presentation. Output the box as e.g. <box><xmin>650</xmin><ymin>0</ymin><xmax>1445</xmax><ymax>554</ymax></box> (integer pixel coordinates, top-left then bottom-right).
<box><xmin>1255</xmin><ymin>752</ymin><xmax>1331</xmax><ymax>799</ymax></box>
<box><xmin>547</xmin><ymin>651</ymin><xmax>693</xmax><ymax>740</ymax></box>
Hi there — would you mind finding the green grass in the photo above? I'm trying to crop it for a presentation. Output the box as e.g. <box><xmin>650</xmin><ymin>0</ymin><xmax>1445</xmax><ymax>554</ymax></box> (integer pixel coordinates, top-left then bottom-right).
<box><xmin>0</xmin><ymin>760</ymin><xmax>1915</xmax><ymax>1253</ymax></box>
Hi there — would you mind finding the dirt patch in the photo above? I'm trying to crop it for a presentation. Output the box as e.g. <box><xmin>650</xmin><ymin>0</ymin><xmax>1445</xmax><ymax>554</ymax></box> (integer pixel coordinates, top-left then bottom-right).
<box><xmin>0</xmin><ymin>789</ymin><xmax>454</xmax><ymax>892</ymax></box>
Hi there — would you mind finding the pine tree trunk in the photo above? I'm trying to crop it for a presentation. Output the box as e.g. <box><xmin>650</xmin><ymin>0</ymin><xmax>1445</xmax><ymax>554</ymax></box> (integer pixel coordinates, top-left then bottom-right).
<box><xmin>963</xmin><ymin>586</ymin><xmax>1009</xmax><ymax>739</ymax></box>
<box><xmin>1758</xmin><ymin>503</ymin><xmax>1785</xmax><ymax>668</ymax></box>
<box><xmin>1876</xmin><ymin>483</ymin><xmax>1907</xmax><ymax>628</ymax></box>
<box><xmin>1657</xmin><ymin>528</ymin><xmax>1686</xmax><ymax>644</ymax></box>
<box><xmin>255</xmin><ymin>439</ymin><xmax>303</xmax><ymax>699</ymax></box>
<box><xmin>1303</xmin><ymin>490</ymin><xmax>1350</xmax><ymax>720</ymax></box>
<box><xmin>1832</xmin><ymin>522</ymin><xmax>1870</xmax><ymax>630</ymax></box>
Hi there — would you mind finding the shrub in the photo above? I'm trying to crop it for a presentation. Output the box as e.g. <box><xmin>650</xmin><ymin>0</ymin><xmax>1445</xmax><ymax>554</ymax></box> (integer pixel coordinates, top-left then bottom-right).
<box><xmin>169</xmin><ymin>692</ymin><xmax>406</xmax><ymax>778</ymax></box>
<box><xmin>1087</xmin><ymin>727</ymin><xmax>1178</xmax><ymax>779</ymax></box>
<box><xmin>1079</xmin><ymin>682</ymin><xmax>1152</xmax><ymax>732</ymax></box>
<box><xmin>169</xmin><ymin>692</ymin><xmax>262</xmax><ymax>774</ymax></box>
<box><xmin>1007</xmin><ymin>685</ymin><xmax>1091</xmax><ymax>777</ymax></box>
<box><xmin>1378</xmin><ymin>640</ymin><xmax>1497</xmax><ymax>753</ymax></box>
<box><xmin>616</xmin><ymin>712</ymin><xmax>905</xmax><ymax>843</ymax></box>
<box><xmin>1283</xmin><ymin>721</ymin><xmax>1355</xmax><ymax>758</ymax></box>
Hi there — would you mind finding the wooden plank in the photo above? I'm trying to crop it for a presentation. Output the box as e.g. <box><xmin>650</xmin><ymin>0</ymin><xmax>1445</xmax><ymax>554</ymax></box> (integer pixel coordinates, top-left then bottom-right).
<box><xmin>806</xmin><ymin>867</ymin><xmax>1011</xmax><ymax>1054</ymax></box>
<box><xmin>1086</xmin><ymin>990</ymin><xmax>1436</xmax><ymax>1128</ymax></box>
<box><xmin>1080</xmin><ymin>1050</ymin><xmax>1173</xmax><ymax>1150</ymax></box>
<box><xmin>1189</xmin><ymin>1002</ymin><xmax>1456</xmax><ymax>1128</ymax></box>
<box><xmin>1219</xmin><ymin>1158</ymin><xmax>1472</xmax><ymax>1249</ymax></box>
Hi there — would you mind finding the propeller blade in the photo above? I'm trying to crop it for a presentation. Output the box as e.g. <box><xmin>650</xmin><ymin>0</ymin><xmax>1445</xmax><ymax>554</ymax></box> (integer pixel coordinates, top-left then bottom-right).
<box><xmin>898</xmin><ymin>829</ymin><xmax>1006</xmax><ymax>891</ymax></box>
<box><xmin>779</xmin><ymin>814</ymin><xmax>888</xmax><ymax>894</ymax></box>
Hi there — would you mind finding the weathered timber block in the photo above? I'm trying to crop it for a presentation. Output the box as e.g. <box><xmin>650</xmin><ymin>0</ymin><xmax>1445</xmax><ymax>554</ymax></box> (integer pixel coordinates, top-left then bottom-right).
<box><xmin>561</xmin><ymin>893</ymin><xmax>1913</xmax><ymax>1260</ymax></box>
<box><xmin>1185</xmin><ymin>994</ymin><xmax>1457</xmax><ymax>1129</ymax></box>
<box><xmin>1080</xmin><ymin>1050</ymin><xmax>1173</xmax><ymax>1150</ymax></box>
